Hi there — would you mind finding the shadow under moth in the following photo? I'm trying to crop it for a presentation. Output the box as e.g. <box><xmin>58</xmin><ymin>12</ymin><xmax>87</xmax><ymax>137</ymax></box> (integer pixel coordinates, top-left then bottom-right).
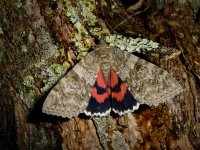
<box><xmin>42</xmin><ymin>43</ymin><xmax>183</xmax><ymax>118</ymax></box>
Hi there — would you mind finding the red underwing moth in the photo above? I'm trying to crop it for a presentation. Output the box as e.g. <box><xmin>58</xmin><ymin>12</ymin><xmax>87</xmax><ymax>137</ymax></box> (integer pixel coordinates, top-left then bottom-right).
<box><xmin>42</xmin><ymin>43</ymin><xmax>182</xmax><ymax>118</ymax></box>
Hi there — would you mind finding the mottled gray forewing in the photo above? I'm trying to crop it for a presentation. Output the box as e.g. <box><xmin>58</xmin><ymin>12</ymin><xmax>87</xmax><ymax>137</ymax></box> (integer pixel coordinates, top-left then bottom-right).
<box><xmin>42</xmin><ymin>51</ymin><xmax>100</xmax><ymax>118</ymax></box>
<box><xmin>111</xmin><ymin>47</ymin><xmax>183</xmax><ymax>106</ymax></box>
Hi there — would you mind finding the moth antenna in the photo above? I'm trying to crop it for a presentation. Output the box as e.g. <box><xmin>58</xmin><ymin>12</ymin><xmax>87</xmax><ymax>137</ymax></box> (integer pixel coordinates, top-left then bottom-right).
<box><xmin>110</xmin><ymin>15</ymin><xmax>134</xmax><ymax>32</ymax></box>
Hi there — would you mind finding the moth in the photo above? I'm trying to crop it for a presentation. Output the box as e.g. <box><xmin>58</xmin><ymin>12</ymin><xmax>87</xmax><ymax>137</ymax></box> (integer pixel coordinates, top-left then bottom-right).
<box><xmin>42</xmin><ymin>43</ymin><xmax>182</xmax><ymax>118</ymax></box>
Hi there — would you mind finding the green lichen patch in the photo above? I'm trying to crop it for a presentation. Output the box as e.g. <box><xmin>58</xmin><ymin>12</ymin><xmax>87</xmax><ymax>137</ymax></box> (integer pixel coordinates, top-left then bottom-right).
<box><xmin>80</xmin><ymin>0</ymin><xmax>97</xmax><ymax>26</ymax></box>
<box><xmin>41</xmin><ymin>61</ymin><xmax>70</xmax><ymax>92</ymax></box>
<box><xmin>14</xmin><ymin>0</ymin><xmax>22</xmax><ymax>8</ymax></box>
<box><xmin>100</xmin><ymin>0</ymin><xmax>108</xmax><ymax>7</ymax></box>
<box><xmin>0</xmin><ymin>27</ymin><xmax>3</xmax><ymax>35</ymax></box>
<box><xmin>34</xmin><ymin>59</ymin><xmax>45</xmax><ymax>68</ymax></box>
<box><xmin>52</xmin><ymin>46</ymin><xmax>65</xmax><ymax>59</ymax></box>
<box><xmin>78</xmin><ymin>0</ymin><xmax>110</xmax><ymax>38</ymax></box>
<box><xmin>64</xmin><ymin>0</ymin><xmax>94</xmax><ymax>60</ymax></box>
<box><xmin>77</xmin><ymin>51</ymin><xmax>89</xmax><ymax>60</ymax></box>
<box><xmin>21</xmin><ymin>44</ymin><xmax>28</xmax><ymax>52</ymax></box>
<box><xmin>22</xmin><ymin>75</ymin><xmax>36</xmax><ymax>108</ymax></box>
<box><xmin>23</xmin><ymin>75</ymin><xmax>34</xmax><ymax>88</ymax></box>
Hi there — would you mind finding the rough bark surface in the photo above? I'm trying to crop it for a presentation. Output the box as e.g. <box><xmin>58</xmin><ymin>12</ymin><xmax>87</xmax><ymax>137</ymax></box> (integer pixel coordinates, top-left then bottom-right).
<box><xmin>0</xmin><ymin>0</ymin><xmax>199</xmax><ymax>149</ymax></box>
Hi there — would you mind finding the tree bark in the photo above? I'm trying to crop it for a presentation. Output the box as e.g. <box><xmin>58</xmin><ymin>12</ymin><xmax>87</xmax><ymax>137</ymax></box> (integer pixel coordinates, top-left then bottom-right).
<box><xmin>0</xmin><ymin>0</ymin><xmax>199</xmax><ymax>149</ymax></box>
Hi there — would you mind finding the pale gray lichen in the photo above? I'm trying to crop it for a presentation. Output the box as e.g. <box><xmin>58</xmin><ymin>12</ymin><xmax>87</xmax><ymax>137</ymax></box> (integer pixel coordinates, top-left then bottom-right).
<box><xmin>111</xmin><ymin>131</ymin><xmax>130</xmax><ymax>150</ymax></box>
<box><xmin>92</xmin><ymin>116</ymin><xmax>117</xmax><ymax>150</ymax></box>
<box><xmin>20</xmin><ymin>89</ymin><xmax>36</xmax><ymax>108</ymax></box>
<box><xmin>92</xmin><ymin>117</ymin><xmax>109</xmax><ymax>150</ymax></box>
<box><xmin>105</xmin><ymin>34</ymin><xmax>160</xmax><ymax>54</ymax></box>
<box><xmin>32</xmin><ymin>21</ymin><xmax>60</xmax><ymax>59</ymax></box>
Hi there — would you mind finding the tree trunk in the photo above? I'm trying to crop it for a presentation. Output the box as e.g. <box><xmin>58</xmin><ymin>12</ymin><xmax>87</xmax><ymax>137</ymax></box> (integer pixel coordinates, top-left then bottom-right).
<box><xmin>0</xmin><ymin>0</ymin><xmax>199</xmax><ymax>149</ymax></box>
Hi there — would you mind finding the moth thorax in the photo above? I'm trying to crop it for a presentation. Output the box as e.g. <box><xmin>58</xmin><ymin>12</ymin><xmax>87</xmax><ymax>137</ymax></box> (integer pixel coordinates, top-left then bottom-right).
<box><xmin>101</xmin><ymin>65</ymin><xmax>110</xmax><ymax>81</ymax></box>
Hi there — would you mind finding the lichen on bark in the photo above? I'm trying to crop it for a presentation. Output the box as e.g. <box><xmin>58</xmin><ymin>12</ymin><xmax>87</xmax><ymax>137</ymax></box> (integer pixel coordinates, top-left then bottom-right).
<box><xmin>0</xmin><ymin>0</ymin><xmax>200</xmax><ymax>149</ymax></box>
